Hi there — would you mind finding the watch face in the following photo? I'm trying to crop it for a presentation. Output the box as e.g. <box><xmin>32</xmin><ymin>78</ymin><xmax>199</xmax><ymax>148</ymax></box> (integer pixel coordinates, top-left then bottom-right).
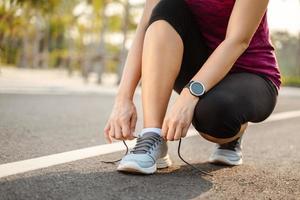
<box><xmin>190</xmin><ymin>82</ymin><xmax>205</xmax><ymax>96</ymax></box>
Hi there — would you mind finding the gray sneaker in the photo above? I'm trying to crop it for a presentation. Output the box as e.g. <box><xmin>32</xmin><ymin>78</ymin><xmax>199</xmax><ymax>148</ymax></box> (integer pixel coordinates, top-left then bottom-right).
<box><xmin>208</xmin><ymin>137</ymin><xmax>243</xmax><ymax>166</ymax></box>
<box><xmin>117</xmin><ymin>132</ymin><xmax>172</xmax><ymax>174</ymax></box>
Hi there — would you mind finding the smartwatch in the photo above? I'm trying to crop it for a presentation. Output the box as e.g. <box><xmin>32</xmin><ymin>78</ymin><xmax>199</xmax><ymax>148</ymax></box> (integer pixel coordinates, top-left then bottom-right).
<box><xmin>184</xmin><ymin>80</ymin><xmax>206</xmax><ymax>97</ymax></box>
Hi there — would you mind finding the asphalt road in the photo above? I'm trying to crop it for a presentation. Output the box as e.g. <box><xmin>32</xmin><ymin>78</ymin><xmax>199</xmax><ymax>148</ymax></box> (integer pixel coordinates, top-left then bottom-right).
<box><xmin>0</xmin><ymin>91</ymin><xmax>300</xmax><ymax>199</ymax></box>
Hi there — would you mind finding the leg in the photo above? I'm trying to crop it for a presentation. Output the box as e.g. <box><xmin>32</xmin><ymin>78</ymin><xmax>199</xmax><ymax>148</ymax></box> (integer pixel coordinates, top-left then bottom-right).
<box><xmin>117</xmin><ymin>24</ymin><xmax>180</xmax><ymax>174</ymax></box>
<box><xmin>192</xmin><ymin>72</ymin><xmax>278</xmax><ymax>144</ymax></box>
<box><xmin>192</xmin><ymin>72</ymin><xmax>278</xmax><ymax>165</ymax></box>
<box><xmin>200</xmin><ymin>122</ymin><xmax>248</xmax><ymax>144</ymax></box>
<box><xmin>142</xmin><ymin>0</ymin><xmax>208</xmax><ymax>128</ymax></box>
<box><xmin>141</xmin><ymin>20</ymin><xmax>183</xmax><ymax>128</ymax></box>
<box><xmin>118</xmin><ymin>0</ymin><xmax>208</xmax><ymax>174</ymax></box>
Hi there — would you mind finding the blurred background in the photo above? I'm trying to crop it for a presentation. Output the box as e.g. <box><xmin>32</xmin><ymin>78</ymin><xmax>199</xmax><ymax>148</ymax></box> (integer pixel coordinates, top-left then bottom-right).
<box><xmin>0</xmin><ymin>0</ymin><xmax>300</xmax><ymax>179</ymax></box>
<box><xmin>0</xmin><ymin>0</ymin><xmax>299</xmax><ymax>88</ymax></box>
<box><xmin>0</xmin><ymin>0</ymin><xmax>144</xmax><ymax>89</ymax></box>
<box><xmin>1</xmin><ymin>1</ymin><xmax>300</xmax><ymax>196</ymax></box>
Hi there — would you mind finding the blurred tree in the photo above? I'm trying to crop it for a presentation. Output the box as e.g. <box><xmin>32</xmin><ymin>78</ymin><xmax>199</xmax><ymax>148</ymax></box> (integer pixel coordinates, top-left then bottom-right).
<box><xmin>0</xmin><ymin>0</ymin><xmax>139</xmax><ymax>77</ymax></box>
<box><xmin>271</xmin><ymin>31</ymin><xmax>300</xmax><ymax>77</ymax></box>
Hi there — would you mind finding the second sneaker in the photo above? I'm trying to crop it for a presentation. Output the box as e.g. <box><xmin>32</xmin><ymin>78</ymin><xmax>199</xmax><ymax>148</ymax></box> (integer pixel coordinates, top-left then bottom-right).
<box><xmin>208</xmin><ymin>137</ymin><xmax>243</xmax><ymax>166</ymax></box>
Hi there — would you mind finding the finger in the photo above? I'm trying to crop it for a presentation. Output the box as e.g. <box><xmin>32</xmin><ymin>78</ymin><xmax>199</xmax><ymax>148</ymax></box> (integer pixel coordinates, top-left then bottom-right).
<box><xmin>104</xmin><ymin>122</ymin><xmax>110</xmax><ymax>132</ymax></box>
<box><xmin>181</xmin><ymin>125</ymin><xmax>189</xmax><ymax>138</ymax></box>
<box><xmin>103</xmin><ymin>122</ymin><xmax>110</xmax><ymax>136</ymax></box>
<box><xmin>104</xmin><ymin>123</ymin><xmax>112</xmax><ymax>143</ymax></box>
<box><xmin>166</xmin><ymin>123</ymin><xmax>176</xmax><ymax>141</ymax></box>
<box><xmin>130</xmin><ymin>112</ymin><xmax>137</xmax><ymax>136</ymax></box>
<box><xmin>114</xmin><ymin>121</ymin><xmax>123</xmax><ymax>140</ymax></box>
<box><xmin>174</xmin><ymin>125</ymin><xmax>183</xmax><ymax>141</ymax></box>
<box><xmin>109</xmin><ymin>123</ymin><xmax>115</xmax><ymax>140</ymax></box>
<box><xmin>121</xmin><ymin>121</ymin><xmax>131</xmax><ymax>139</ymax></box>
<box><xmin>161</xmin><ymin>120</ymin><xmax>168</xmax><ymax>140</ymax></box>
<box><xmin>127</xmin><ymin>134</ymin><xmax>135</xmax><ymax>140</ymax></box>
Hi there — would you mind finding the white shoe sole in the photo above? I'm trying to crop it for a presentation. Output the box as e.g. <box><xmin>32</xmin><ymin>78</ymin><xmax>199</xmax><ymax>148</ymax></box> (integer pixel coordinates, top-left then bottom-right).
<box><xmin>157</xmin><ymin>154</ymin><xmax>172</xmax><ymax>169</ymax></box>
<box><xmin>117</xmin><ymin>154</ymin><xmax>172</xmax><ymax>174</ymax></box>
<box><xmin>208</xmin><ymin>154</ymin><xmax>243</xmax><ymax>166</ymax></box>
<box><xmin>209</xmin><ymin>148</ymin><xmax>243</xmax><ymax>166</ymax></box>
<box><xmin>117</xmin><ymin>161</ymin><xmax>157</xmax><ymax>174</ymax></box>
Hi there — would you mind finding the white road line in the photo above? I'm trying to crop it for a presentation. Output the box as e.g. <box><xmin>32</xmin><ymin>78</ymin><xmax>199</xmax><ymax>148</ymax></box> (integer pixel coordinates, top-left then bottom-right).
<box><xmin>0</xmin><ymin>110</ymin><xmax>300</xmax><ymax>178</ymax></box>
<box><xmin>261</xmin><ymin>110</ymin><xmax>300</xmax><ymax>123</ymax></box>
<box><xmin>0</xmin><ymin>140</ymin><xmax>136</xmax><ymax>179</ymax></box>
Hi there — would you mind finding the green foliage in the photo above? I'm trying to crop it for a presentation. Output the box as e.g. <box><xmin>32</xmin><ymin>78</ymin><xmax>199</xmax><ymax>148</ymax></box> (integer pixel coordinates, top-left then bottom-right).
<box><xmin>271</xmin><ymin>31</ymin><xmax>300</xmax><ymax>78</ymax></box>
<box><xmin>1</xmin><ymin>0</ymin><xmax>145</xmax><ymax>76</ymax></box>
<box><xmin>11</xmin><ymin>0</ymin><xmax>61</xmax><ymax>13</ymax></box>
<box><xmin>1</xmin><ymin>37</ymin><xmax>20</xmax><ymax>64</ymax></box>
<box><xmin>282</xmin><ymin>76</ymin><xmax>300</xmax><ymax>87</ymax></box>
<box><xmin>91</xmin><ymin>0</ymin><xmax>105</xmax><ymax>12</ymax></box>
<box><xmin>108</xmin><ymin>14</ymin><xmax>122</xmax><ymax>32</ymax></box>
<box><xmin>49</xmin><ymin>49</ymin><xmax>69</xmax><ymax>68</ymax></box>
<box><xmin>106</xmin><ymin>59</ymin><xmax>118</xmax><ymax>73</ymax></box>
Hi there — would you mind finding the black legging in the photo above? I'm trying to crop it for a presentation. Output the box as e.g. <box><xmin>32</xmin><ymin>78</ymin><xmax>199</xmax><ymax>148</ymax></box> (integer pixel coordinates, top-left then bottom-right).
<box><xmin>146</xmin><ymin>0</ymin><xmax>278</xmax><ymax>139</ymax></box>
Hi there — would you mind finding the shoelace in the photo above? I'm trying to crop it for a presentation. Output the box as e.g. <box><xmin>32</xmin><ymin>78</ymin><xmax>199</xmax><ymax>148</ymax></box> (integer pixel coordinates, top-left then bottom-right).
<box><xmin>101</xmin><ymin>140</ymin><xmax>129</xmax><ymax>164</ymax></box>
<box><xmin>131</xmin><ymin>134</ymin><xmax>162</xmax><ymax>154</ymax></box>
<box><xmin>101</xmin><ymin>138</ymin><xmax>212</xmax><ymax>176</ymax></box>
<box><xmin>177</xmin><ymin>138</ymin><xmax>212</xmax><ymax>176</ymax></box>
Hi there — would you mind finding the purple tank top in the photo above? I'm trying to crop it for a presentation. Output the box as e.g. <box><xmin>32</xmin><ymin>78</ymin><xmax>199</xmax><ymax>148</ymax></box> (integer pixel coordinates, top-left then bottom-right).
<box><xmin>185</xmin><ymin>0</ymin><xmax>281</xmax><ymax>90</ymax></box>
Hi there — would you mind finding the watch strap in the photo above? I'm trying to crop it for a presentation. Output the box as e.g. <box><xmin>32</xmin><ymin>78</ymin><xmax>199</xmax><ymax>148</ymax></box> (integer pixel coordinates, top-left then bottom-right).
<box><xmin>184</xmin><ymin>80</ymin><xmax>194</xmax><ymax>89</ymax></box>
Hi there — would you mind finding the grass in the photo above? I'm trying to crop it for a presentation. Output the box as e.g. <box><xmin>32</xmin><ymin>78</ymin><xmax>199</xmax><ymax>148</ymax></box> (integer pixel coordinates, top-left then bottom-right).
<box><xmin>282</xmin><ymin>76</ymin><xmax>300</xmax><ymax>87</ymax></box>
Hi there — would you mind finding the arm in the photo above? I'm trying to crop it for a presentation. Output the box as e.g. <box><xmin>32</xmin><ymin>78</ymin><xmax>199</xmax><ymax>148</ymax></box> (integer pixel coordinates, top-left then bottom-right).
<box><xmin>181</xmin><ymin>0</ymin><xmax>270</xmax><ymax>102</ymax></box>
<box><xmin>116</xmin><ymin>0</ymin><xmax>160</xmax><ymax>101</ymax></box>
<box><xmin>162</xmin><ymin>0</ymin><xmax>270</xmax><ymax>140</ymax></box>
<box><xmin>104</xmin><ymin>0</ymin><xmax>160</xmax><ymax>142</ymax></box>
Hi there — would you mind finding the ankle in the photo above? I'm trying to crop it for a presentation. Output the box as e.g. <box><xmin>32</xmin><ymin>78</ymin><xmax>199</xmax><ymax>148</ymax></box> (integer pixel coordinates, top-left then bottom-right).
<box><xmin>140</xmin><ymin>127</ymin><xmax>162</xmax><ymax>137</ymax></box>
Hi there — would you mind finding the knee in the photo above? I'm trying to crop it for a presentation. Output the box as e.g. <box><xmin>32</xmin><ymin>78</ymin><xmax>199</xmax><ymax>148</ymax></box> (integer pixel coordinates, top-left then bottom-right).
<box><xmin>145</xmin><ymin>0</ymin><xmax>189</xmax><ymax>41</ymax></box>
<box><xmin>192</xmin><ymin>94</ymin><xmax>242</xmax><ymax>139</ymax></box>
<box><xmin>146</xmin><ymin>20</ymin><xmax>176</xmax><ymax>41</ymax></box>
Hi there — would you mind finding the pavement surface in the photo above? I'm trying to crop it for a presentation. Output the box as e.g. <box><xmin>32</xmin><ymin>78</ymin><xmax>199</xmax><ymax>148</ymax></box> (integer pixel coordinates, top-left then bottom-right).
<box><xmin>0</xmin><ymin>67</ymin><xmax>300</xmax><ymax>200</ymax></box>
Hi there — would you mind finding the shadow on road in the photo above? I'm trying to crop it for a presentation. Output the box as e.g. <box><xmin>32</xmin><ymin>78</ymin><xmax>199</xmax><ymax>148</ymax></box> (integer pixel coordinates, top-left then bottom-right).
<box><xmin>0</xmin><ymin>163</ymin><xmax>231</xmax><ymax>200</ymax></box>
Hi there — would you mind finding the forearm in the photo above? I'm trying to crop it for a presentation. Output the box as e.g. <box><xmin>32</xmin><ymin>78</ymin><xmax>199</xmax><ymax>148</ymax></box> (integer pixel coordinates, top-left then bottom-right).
<box><xmin>193</xmin><ymin>38</ymin><xmax>248</xmax><ymax>91</ymax></box>
<box><xmin>181</xmin><ymin>39</ymin><xmax>248</xmax><ymax>101</ymax></box>
<box><xmin>181</xmin><ymin>0</ymin><xmax>269</xmax><ymax>101</ymax></box>
<box><xmin>116</xmin><ymin>24</ymin><xmax>145</xmax><ymax>101</ymax></box>
<box><xmin>116</xmin><ymin>0</ymin><xmax>159</xmax><ymax>101</ymax></box>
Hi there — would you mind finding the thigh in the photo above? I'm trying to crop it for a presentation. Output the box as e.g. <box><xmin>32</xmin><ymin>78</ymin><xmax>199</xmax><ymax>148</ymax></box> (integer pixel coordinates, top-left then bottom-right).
<box><xmin>146</xmin><ymin>0</ymin><xmax>209</xmax><ymax>94</ymax></box>
<box><xmin>192</xmin><ymin>72</ymin><xmax>278</xmax><ymax>139</ymax></box>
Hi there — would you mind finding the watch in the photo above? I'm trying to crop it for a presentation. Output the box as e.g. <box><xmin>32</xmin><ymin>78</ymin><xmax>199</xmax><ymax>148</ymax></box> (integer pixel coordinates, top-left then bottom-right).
<box><xmin>184</xmin><ymin>80</ymin><xmax>206</xmax><ymax>97</ymax></box>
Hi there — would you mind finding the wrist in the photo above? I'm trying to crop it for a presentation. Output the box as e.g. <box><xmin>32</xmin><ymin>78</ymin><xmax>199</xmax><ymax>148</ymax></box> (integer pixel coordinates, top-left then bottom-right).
<box><xmin>116</xmin><ymin>93</ymin><xmax>133</xmax><ymax>102</ymax></box>
<box><xmin>181</xmin><ymin>88</ymin><xmax>200</xmax><ymax>104</ymax></box>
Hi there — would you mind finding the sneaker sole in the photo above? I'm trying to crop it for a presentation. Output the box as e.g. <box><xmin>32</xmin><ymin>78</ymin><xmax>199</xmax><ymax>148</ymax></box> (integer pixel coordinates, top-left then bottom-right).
<box><xmin>208</xmin><ymin>155</ymin><xmax>243</xmax><ymax>166</ymax></box>
<box><xmin>117</xmin><ymin>161</ymin><xmax>157</xmax><ymax>174</ymax></box>
<box><xmin>117</xmin><ymin>154</ymin><xmax>172</xmax><ymax>174</ymax></box>
<box><xmin>157</xmin><ymin>154</ymin><xmax>172</xmax><ymax>169</ymax></box>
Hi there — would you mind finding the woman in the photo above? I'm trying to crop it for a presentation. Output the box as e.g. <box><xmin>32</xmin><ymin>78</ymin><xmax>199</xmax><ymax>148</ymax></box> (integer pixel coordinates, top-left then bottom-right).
<box><xmin>103</xmin><ymin>0</ymin><xmax>281</xmax><ymax>174</ymax></box>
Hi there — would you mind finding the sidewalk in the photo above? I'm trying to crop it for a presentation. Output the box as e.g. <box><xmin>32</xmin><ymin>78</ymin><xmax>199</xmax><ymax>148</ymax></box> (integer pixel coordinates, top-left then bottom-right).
<box><xmin>0</xmin><ymin>67</ymin><xmax>121</xmax><ymax>95</ymax></box>
<box><xmin>0</xmin><ymin>67</ymin><xmax>300</xmax><ymax>97</ymax></box>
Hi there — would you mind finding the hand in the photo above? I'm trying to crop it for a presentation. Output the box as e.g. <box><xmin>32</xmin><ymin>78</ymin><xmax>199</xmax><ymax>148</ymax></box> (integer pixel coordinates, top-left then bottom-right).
<box><xmin>162</xmin><ymin>88</ymin><xmax>199</xmax><ymax>141</ymax></box>
<box><xmin>103</xmin><ymin>96</ymin><xmax>137</xmax><ymax>143</ymax></box>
